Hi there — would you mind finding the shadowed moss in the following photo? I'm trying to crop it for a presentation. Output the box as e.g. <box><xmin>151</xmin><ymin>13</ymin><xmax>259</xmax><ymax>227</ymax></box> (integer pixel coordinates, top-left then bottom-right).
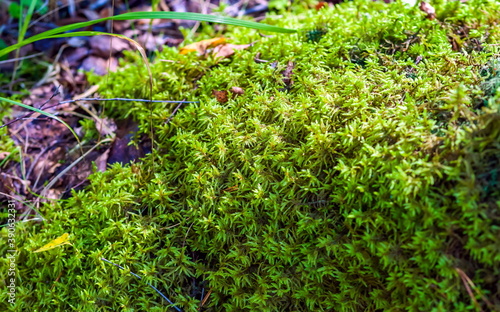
<box><xmin>1</xmin><ymin>0</ymin><xmax>499</xmax><ymax>311</ymax></box>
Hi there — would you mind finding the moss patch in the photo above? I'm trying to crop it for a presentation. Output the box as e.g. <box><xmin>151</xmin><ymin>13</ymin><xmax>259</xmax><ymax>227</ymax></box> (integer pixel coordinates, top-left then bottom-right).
<box><xmin>1</xmin><ymin>0</ymin><xmax>500</xmax><ymax>311</ymax></box>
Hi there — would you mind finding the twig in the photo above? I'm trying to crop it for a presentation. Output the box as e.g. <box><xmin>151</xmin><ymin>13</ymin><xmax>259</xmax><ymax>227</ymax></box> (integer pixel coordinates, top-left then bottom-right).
<box><xmin>101</xmin><ymin>258</ymin><xmax>182</xmax><ymax>312</ymax></box>
<box><xmin>1</xmin><ymin>89</ymin><xmax>60</xmax><ymax>131</ymax></box>
<box><xmin>51</xmin><ymin>270</ymin><xmax>64</xmax><ymax>291</ymax></box>
<box><xmin>456</xmin><ymin>267</ymin><xmax>494</xmax><ymax>311</ymax></box>
<box><xmin>1</xmin><ymin>97</ymin><xmax>198</xmax><ymax>130</ymax></box>
<box><xmin>199</xmin><ymin>288</ymin><xmax>212</xmax><ymax>310</ymax></box>
<box><xmin>165</xmin><ymin>102</ymin><xmax>185</xmax><ymax>124</ymax></box>
<box><xmin>0</xmin><ymin>52</ymin><xmax>45</xmax><ymax>65</ymax></box>
<box><xmin>58</xmin><ymin>98</ymin><xmax>199</xmax><ymax>104</ymax></box>
<box><xmin>182</xmin><ymin>222</ymin><xmax>195</xmax><ymax>249</ymax></box>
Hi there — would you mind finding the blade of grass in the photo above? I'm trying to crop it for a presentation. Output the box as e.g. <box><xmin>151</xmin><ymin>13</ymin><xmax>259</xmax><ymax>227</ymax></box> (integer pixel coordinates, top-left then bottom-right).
<box><xmin>12</xmin><ymin>0</ymin><xmax>38</xmax><ymax>82</ymax></box>
<box><xmin>0</xmin><ymin>191</ymin><xmax>45</xmax><ymax>222</ymax></box>
<box><xmin>19</xmin><ymin>0</ymin><xmax>38</xmax><ymax>42</ymax></box>
<box><xmin>0</xmin><ymin>96</ymin><xmax>82</xmax><ymax>154</ymax></box>
<box><xmin>0</xmin><ymin>12</ymin><xmax>296</xmax><ymax>57</ymax></box>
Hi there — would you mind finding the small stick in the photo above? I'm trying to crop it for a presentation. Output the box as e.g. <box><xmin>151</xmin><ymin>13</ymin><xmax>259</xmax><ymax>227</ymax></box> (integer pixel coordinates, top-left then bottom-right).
<box><xmin>0</xmin><ymin>52</ymin><xmax>45</xmax><ymax>65</ymax></box>
<box><xmin>58</xmin><ymin>98</ymin><xmax>199</xmax><ymax>104</ymax></box>
<box><xmin>51</xmin><ymin>270</ymin><xmax>64</xmax><ymax>291</ymax></box>
<box><xmin>1</xmin><ymin>97</ymin><xmax>198</xmax><ymax>130</ymax></box>
<box><xmin>182</xmin><ymin>222</ymin><xmax>194</xmax><ymax>249</ymax></box>
<box><xmin>1</xmin><ymin>89</ymin><xmax>61</xmax><ymax>131</ymax></box>
<box><xmin>456</xmin><ymin>267</ymin><xmax>494</xmax><ymax>311</ymax></box>
<box><xmin>199</xmin><ymin>288</ymin><xmax>212</xmax><ymax>310</ymax></box>
<box><xmin>101</xmin><ymin>258</ymin><xmax>182</xmax><ymax>312</ymax></box>
<box><xmin>165</xmin><ymin>102</ymin><xmax>185</xmax><ymax>124</ymax></box>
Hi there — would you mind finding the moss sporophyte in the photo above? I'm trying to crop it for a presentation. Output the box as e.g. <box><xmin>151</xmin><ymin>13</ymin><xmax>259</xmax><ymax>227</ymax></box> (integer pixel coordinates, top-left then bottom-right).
<box><xmin>1</xmin><ymin>0</ymin><xmax>499</xmax><ymax>311</ymax></box>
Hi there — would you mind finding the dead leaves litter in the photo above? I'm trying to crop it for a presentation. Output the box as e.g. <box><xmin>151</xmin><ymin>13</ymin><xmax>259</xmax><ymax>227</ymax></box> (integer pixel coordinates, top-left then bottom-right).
<box><xmin>213</xmin><ymin>43</ymin><xmax>253</xmax><ymax>58</ymax></box>
<box><xmin>179</xmin><ymin>37</ymin><xmax>253</xmax><ymax>58</ymax></box>
<box><xmin>179</xmin><ymin>37</ymin><xmax>227</xmax><ymax>55</ymax></box>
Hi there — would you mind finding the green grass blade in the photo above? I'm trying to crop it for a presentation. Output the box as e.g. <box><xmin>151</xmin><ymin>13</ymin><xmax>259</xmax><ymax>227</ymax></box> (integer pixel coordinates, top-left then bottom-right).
<box><xmin>112</xmin><ymin>12</ymin><xmax>297</xmax><ymax>33</ymax></box>
<box><xmin>0</xmin><ymin>12</ymin><xmax>296</xmax><ymax>57</ymax></box>
<box><xmin>0</xmin><ymin>96</ymin><xmax>82</xmax><ymax>152</ymax></box>
<box><xmin>18</xmin><ymin>0</ymin><xmax>38</xmax><ymax>42</ymax></box>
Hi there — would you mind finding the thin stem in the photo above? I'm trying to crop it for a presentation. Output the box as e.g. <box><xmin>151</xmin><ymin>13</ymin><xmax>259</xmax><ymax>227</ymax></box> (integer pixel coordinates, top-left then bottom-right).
<box><xmin>101</xmin><ymin>258</ymin><xmax>182</xmax><ymax>311</ymax></box>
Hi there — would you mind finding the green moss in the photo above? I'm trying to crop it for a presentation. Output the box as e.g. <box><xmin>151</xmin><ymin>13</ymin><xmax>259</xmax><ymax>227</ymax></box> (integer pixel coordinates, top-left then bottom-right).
<box><xmin>2</xmin><ymin>0</ymin><xmax>500</xmax><ymax>311</ymax></box>
<box><xmin>0</xmin><ymin>90</ymin><xmax>20</xmax><ymax>174</ymax></box>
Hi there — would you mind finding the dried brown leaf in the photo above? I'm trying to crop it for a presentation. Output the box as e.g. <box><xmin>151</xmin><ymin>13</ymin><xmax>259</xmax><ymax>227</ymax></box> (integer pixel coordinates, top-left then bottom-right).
<box><xmin>212</xmin><ymin>90</ymin><xmax>228</xmax><ymax>103</ymax></box>
<box><xmin>89</xmin><ymin>35</ymin><xmax>131</xmax><ymax>58</ymax></box>
<box><xmin>230</xmin><ymin>86</ymin><xmax>244</xmax><ymax>95</ymax></box>
<box><xmin>212</xmin><ymin>43</ymin><xmax>253</xmax><ymax>58</ymax></box>
<box><xmin>419</xmin><ymin>1</ymin><xmax>436</xmax><ymax>20</ymax></box>
<box><xmin>179</xmin><ymin>37</ymin><xmax>226</xmax><ymax>55</ymax></box>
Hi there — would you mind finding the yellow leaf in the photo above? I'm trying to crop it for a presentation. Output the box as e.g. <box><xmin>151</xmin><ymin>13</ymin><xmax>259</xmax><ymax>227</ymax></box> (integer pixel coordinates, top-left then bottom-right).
<box><xmin>179</xmin><ymin>37</ymin><xmax>226</xmax><ymax>55</ymax></box>
<box><xmin>33</xmin><ymin>233</ymin><xmax>72</xmax><ymax>253</ymax></box>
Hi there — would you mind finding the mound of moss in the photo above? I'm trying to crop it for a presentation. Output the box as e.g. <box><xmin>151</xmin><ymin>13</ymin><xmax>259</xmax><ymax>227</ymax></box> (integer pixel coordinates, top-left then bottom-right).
<box><xmin>1</xmin><ymin>0</ymin><xmax>499</xmax><ymax>311</ymax></box>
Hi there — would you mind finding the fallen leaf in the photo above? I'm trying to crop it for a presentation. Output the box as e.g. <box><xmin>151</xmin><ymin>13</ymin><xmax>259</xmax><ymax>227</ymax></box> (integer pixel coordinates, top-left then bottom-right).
<box><xmin>44</xmin><ymin>188</ymin><xmax>64</xmax><ymax>201</ymax></box>
<box><xmin>230</xmin><ymin>86</ymin><xmax>244</xmax><ymax>95</ymax></box>
<box><xmin>94</xmin><ymin>117</ymin><xmax>117</xmax><ymax>137</ymax></box>
<box><xmin>254</xmin><ymin>52</ymin><xmax>269</xmax><ymax>63</ymax></box>
<box><xmin>212</xmin><ymin>43</ymin><xmax>253</xmax><ymax>58</ymax></box>
<box><xmin>95</xmin><ymin>148</ymin><xmax>110</xmax><ymax>172</ymax></box>
<box><xmin>67</xmin><ymin>37</ymin><xmax>87</xmax><ymax>48</ymax></box>
<box><xmin>213</xmin><ymin>90</ymin><xmax>228</xmax><ymax>103</ymax></box>
<box><xmin>419</xmin><ymin>1</ymin><xmax>436</xmax><ymax>20</ymax></box>
<box><xmin>179</xmin><ymin>37</ymin><xmax>226</xmax><ymax>55</ymax></box>
<box><xmin>33</xmin><ymin>233</ymin><xmax>72</xmax><ymax>253</ymax></box>
<box><xmin>89</xmin><ymin>35</ymin><xmax>131</xmax><ymax>58</ymax></box>
<box><xmin>136</xmin><ymin>33</ymin><xmax>168</xmax><ymax>51</ymax></box>
<box><xmin>281</xmin><ymin>61</ymin><xmax>295</xmax><ymax>88</ymax></box>
<box><xmin>81</xmin><ymin>56</ymin><xmax>118</xmax><ymax>76</ymax></box>
<box><xmin>80</xmin><ymin>8</ymin><xmax>100</xmax><ymax>21</ymax></box>
<box><xmin>73</xmin><ymin>84</ymin><xmax>100</xmax><ymax>100</ymax></box>
<box><xmin>63</xmin><ymin>47</ymin><xmax>89</xmax><ymax>67</ymax></box>
<box><xmin>315</xmin><ymin>2</ymin><xmax>328</xmax><ymax>10</ymax></box>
